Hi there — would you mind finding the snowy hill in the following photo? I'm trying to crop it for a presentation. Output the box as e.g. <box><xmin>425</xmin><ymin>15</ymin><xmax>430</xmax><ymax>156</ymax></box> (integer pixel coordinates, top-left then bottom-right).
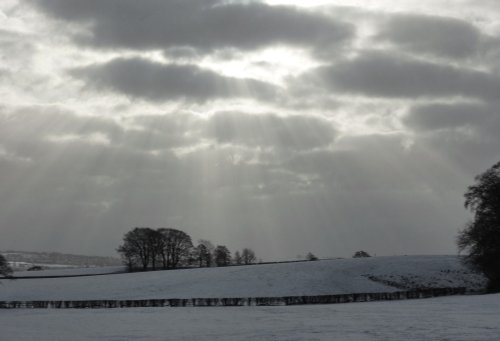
<box><xmin>0</xmin><ymin>255</ymin><xmax>486</xmax><ymax>301</ymax></box>
<box><xmin>2</xmin><ymin>250</ymin><xmax>121</xmax><ymax>271</ymax></box>
<box><xmin>11</xmin><ymin>266</ymin><xmax>126</xmax><ymax>278</ymax></box>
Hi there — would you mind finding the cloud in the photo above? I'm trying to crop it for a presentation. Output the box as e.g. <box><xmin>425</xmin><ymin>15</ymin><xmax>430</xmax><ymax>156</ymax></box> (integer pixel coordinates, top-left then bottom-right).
<box><xmin>31</xmin><ymin>0</ymin><xmax>353</xmax><ymax>54</ymax></box>
<box><xmin>71</xmin><ymin>58</ymin><xmax>278</xmax><ymax>102</ymax></box>
<box><xmin>207</xmin><ymin>111</ymin><xmax>337</xmax><ymax>151</ymax></box>
<box><xmin>123</xmin><ymin>113</ymin><xmax>204</xmax><ymax>151</ymax></box>
<box><xmin>0</xmin><ymin>105</ymin><xmax>214</xmax><ymax>162</ymax></box>
<box><xmin>4</xmin><ymin>0</ymin><xmax>500</xmax><ymax>259</ymax></box>
<box><xmin>309</xmin><ymin>51</ymin><xmax>500</xmax><ymax>100</ymax></box>
<box><xmin>403</xmin><ymin>102</ymin><xmax>495</xmax><ymax>132</ymax></box>
<box><xmin>402</xmin><ymin>102</ymin><xmax>500</xmax><ymax>175</ymax></box>
<box><xmin>0</xmin><ymin>105</ymin><xmax>121</xmax><ymax>151</ymax></box>
<box><xmin>377</xmin><ymin>14</ymin><xmax>482</xmax><ymax>59</ymax></box>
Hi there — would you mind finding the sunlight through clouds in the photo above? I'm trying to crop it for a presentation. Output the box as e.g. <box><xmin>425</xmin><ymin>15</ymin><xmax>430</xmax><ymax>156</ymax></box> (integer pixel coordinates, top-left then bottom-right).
<box><xmin>1</xmin><ymin>0</ymin><xmax>499</xmax><ymax>260</ymax></box>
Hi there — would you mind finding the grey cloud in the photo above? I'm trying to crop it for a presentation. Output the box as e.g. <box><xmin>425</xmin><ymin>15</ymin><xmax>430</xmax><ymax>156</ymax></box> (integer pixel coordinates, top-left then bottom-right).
<box><xmin>377</xmin><ymin>14</ymin><xmax>481</xmax><ymax>59</ymax></box>
<box><xmin>413</xmin><ymin>126</ymin><xmax>500</xmax><ymax>179</ymax></box>
<box><xmin>0</xmin><ymin>104</ymin><xmax>480</xmax><ymax>259</ymax></box>
<box><xmin>0</xmin><ymin>29</ymin><xmax>37</xmax><ymax>71</ymax></box>
<box><xmin>7</xmin><ymin>0</ymin><xmax>500</xmax><ymax>261</ymax></box>
<box><xmin>71</xmin><ymin>58</ymin><xmax>277</xmax><ymax>102</ymax></box>
<box><xmin>287</xmin><ymin>134</ymin><xmax>433</xmax><ymax>191</ymax></box>
<box><xmin>207</xmin><ymin>112</ymin><xmax>337</xmax><ymax>151</ymax></box>
<box><xmin>403</xmin><ymin>102</ymin><xmax>496</xmax><ymax>132</ymax></box>
<box><xmin>0</xmin><ymin>105</ymin><xmax>121</xmax><ymax>155</ymax></box>
<box><xmin>164</xmin><ymin>47</ymin><xmax>201</xmax><ymax>61</ymax></box>
<box><xmin>280</xmin><ymin>133</ymin><xmax>472</xmax><ymax>254</ymax></box>
<box><xmin>310</xmin><ymin>52</ymin><xmax>500</xmax><ymax>100</ymax></box>
<box><xmin>32</xmin><ymin>0</ymin><xmax>353</xmax><ymax>53</ymax></box>
<box><xmin>123</xmin><ymin>114</ymin><xmax>204</xmax><ymax>151</ymax></box>
<box><xmin>403</xmin><ymin>102</ymin><xmax>500</xmax><ymax>173</ymax></box>
<box><xmin>0</xmin><ymin>106</ymin><xmax>210</xmax><ymax>162</ymax></box>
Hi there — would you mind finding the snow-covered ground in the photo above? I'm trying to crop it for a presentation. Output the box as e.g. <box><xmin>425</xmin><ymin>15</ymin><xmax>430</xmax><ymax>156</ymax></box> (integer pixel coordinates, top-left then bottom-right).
<box><xmin>12</xmin><ymin>266</ymin><xmax>125</xmax><ymax>278</ymax></box>
<box><xmin>0</xmin><ymin>255</ymin><xmax>485</xmax><ymax>301</ymax></box>
<box><xmin>8</xmin><ymin>261</ymin><xmax>79</xmax><ymax>271</ymax></box>
<box><xmin>0</xmin><ymin>294</ymin><xmax>498</xmax><ymax>341</ymax></box>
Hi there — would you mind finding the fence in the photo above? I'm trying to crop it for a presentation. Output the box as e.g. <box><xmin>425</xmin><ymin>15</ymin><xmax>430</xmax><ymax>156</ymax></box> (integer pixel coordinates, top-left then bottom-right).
<box><xmin>0</xmin><ymin>287</ymin><xmax>466</xmax><ymax>309</ymax></box>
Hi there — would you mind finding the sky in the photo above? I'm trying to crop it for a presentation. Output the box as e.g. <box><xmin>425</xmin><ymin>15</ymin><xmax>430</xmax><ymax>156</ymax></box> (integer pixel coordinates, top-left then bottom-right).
<box><xmin>1</xmin><ymin>0</ymin><xmax>500</xmax><ymax>260</ymax></box>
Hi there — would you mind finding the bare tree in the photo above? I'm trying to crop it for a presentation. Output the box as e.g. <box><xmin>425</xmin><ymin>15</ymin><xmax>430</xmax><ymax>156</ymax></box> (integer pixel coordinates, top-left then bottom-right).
<box><xmin>197</xmin><ymin>239</ymin><xmax>215</xmax><ymax>267</ymax></box>
<box><xmin>117</xmin><ymin>243</ymin><xmax>140</xmax><ymax>271</ymax></box>
<box><xmin>147</xmin><ymin>229</ymin><xmax>164</xmax><ymax>270</ymax></box>
<box><xmin>241</xmin><ymin>248</ymin><xmax>256</xmax><ymax>265</ymax></box>
<box><xmin>117</xmin><ymin>227</ymin><xmax>193</xmax><ymax>270</ymax></box>
<box><xmin>117</xmin><ymin>227</ymin><xmax>156</xmax><ymax>270</ymax></box>
<box><xmin>233</xmin><ymin>250</ymin><xmax>242</xmax><ymax>265</ymax></box>
<box><xmin>158</xmin><ymin>228</ymin><xmax>193</xmax><ymax>269</ymax></box>
<box><xmin>194</xmin><ymin>243</ymin><xmax>209</xmax><ymax>267</ymax></box>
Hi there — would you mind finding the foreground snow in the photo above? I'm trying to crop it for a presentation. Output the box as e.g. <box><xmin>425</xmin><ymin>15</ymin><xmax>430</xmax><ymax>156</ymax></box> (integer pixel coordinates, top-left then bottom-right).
<box><xmin>0</xmin><ymin>256</ymin><xmax>485</xmax><ymax>301</ymax></box>
<box><xmin>0</xmin><ymin>294</ymin><xmax>498</xmax><ymax>340</ymax></box>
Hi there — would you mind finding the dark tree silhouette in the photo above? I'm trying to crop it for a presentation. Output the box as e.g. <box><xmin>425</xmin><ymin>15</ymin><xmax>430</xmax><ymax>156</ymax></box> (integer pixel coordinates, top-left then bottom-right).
<box><xmin>196</xmin><ymin>240</ymin><xmax>214</xmax><ymax>267</ymax></box>
<box><xmin>147</xmin><ymin>229</ymin><xmax>164</xmax><ymax>270</ymax></box>
<box><xmin>353</xmin><ymin>251</ymin><xmax>371</xmax><ymax>258</ymax></box>
<box><xmin>0</xmin><ymin>254</ymin><xmax>13</xmax><ymax>277</ymax></box>
<box><xmin>233</xmin><ymin>250</ymin><xmax>242</xmax><ymax>265</ymax></box>
<box><xmin>214</xmin><ymin>245</ymin><xmax>231</xmax><ymax>267</ymax></box>
<box><xmin>117</xmin><ymin>242</ymin><xmax>139</xmax><ymax>271</ymax></box>
<box><xmin>241</xmin><ymin>248</ymin><xmax>256</xmax><ymax>265</ymax></box>
<box><xmin>194</xmin><ymin>244</ymin><xmax>208</xmax><ymax>267</ymax></box>
<box><xmin>117</xmin><ymin>227</ymin><xmax>193</xmax><ymax>270</ymax></box>
<box><xmin>158</xmin><ymin>228</ymin><xmax>193</xmax><ymax>269</ymax></box>
<box><xmin>117</xmin><ymin>227</ymin><xmax>156</xmax><ymax>270</ymax></box>
<box><xmin>458</xmin><ymin>161</ymin><xmax>500</xmax><ymax>292</ymax></box>
<box><xmin>306</xmin><ymin>252</ymin><xmax>318</xmax><ymax>261</ymax></box>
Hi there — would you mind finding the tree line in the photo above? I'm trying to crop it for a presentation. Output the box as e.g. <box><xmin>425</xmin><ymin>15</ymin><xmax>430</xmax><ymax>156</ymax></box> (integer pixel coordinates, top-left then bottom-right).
<box><xmin>117</xmin><ymin>227</ymin><xmax>256</xmax><ymax>271</ymax></box>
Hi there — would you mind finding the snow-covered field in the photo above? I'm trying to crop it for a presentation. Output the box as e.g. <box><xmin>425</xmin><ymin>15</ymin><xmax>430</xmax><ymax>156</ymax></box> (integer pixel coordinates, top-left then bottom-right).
<box><xmin>12</xmin><ymin>266</ymin><xmax>125</xmax><ymax>278</ymax></box>
<box><xmin>1</xmin><ymin>294</ymin><xmax>498</xmax><ymax>340</ymax></box>
<box><xmin>8</xmin><ymin>261</ymin><xmax>79</xmax><ymax>271</ymax></box>
<box><xmin>0</xmin><ymin>255</ymin><xmax>485</xmax><ymax>301</ymax></box>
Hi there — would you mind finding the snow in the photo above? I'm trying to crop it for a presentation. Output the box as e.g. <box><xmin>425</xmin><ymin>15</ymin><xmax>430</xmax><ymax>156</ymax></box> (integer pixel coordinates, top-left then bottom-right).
<box><xmin>12</xmin><ymin>266</ymin><xmax>125</xmax><ymax>278</ymax></box>
<box><xmin>8</xmin><ymin>261</ymin><xmax>79</xmax><ymax>271</ymax></box>
<box><xmin>0</xmin><ymin>255</ymin><xmax>485</xmax><ymax>301</ymax></box>
<box><xmin>1</xmin><ymin>294</ymin><xmax>499</xmax><ymax>340</ymax></box>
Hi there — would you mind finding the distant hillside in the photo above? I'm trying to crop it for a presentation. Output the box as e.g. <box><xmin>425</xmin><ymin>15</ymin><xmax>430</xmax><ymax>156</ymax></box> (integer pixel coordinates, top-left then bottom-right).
<box><xmin>1</xmin><ymin>250</ymin><xmax>122</xmax><ymax>270</ymax></box>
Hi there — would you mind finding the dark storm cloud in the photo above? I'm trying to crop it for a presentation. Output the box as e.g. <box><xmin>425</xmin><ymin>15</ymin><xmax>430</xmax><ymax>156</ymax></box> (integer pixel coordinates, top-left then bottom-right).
<box><xmin>31</xmin><ymin>0</ymin><xmax>353</xmax><ymax>53</ymax></box>
<box><xmin>377</xmin><ymin>14</ymin><xmax>482</xmax><ymax>59</ymax></box>
<box><xmin>403</xmin><ymin>102</ymin><xmax>496</xmax><ymax>132</ymax></box>
<box><xmin>207</xmin><ymin>111</ymin><xmax>337</xmax><ymax>151</ymax></box>
<box><xmin>310</xmin><ymin>52</ymin><xmax>500</xmax><ymax>100</ymax></box>
<box><xmin>71</xmin><ymin>58</ymin><xmax>277</xmax><ymax>102</ymax></box>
